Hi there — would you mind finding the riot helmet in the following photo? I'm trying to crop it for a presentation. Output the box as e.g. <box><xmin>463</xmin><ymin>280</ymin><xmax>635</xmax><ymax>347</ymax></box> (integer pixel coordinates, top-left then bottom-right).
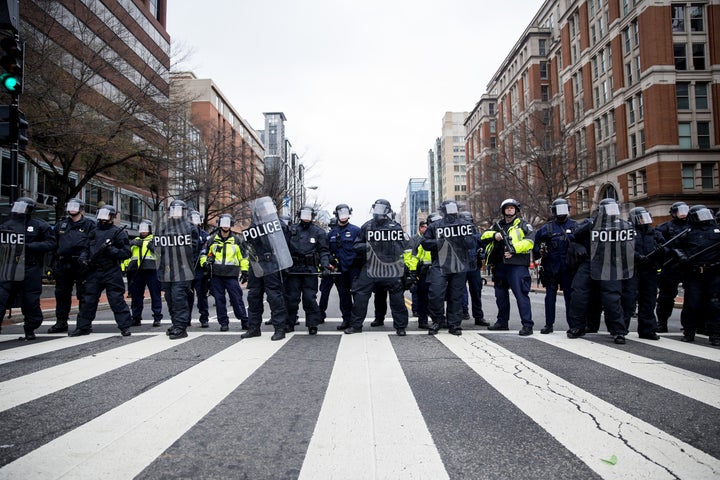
<box><xmin>138</xmin><ymin>219</ymin><xmax>152</xmax><ymax>235</ymax></box>
<box><xmin>371</xmin><ymin>199</ymin><xmax>392</xmax><ymax>221</ymax></box>
<box><xmin>459</xmin><ymin>211</ymin><xmax>473</xmax><ymax>223</ymax></box>
<box><xmin>189</xmin><ymin>210</ymin><xmax>203</xmax><ymax>226</ymax></box>
<box><xmin>298</xmin><ymin>205</ymin><xmax>315</xmax><ymax>222</ymax></box>
<box><xmin>328</xmin><ymin>217</ymin><xmax>338</xmax><ymax>229</ymax></box>
<box><xmin>218</xmin><ymin>213</ymin><xmax>234</xmax><ymax>229</ymax></box>
<box><xmin>65</xmin><ymin>198</ymin><xmax>85</xmax><ymax>216</ymax></box>
<box><xmin>334</xmin><ymin>203</ymin><xmax>352</xmax><ymax>222</ymax></box>
<box><xmin>550</xmin><ymin>198</ymin><xmax>570</xmax><ymax>220</ymax></box>
<box><xmin>688</xmin><ymin>205</ymin><xmax>714</xmax><ymax>224</ymax></box>
<box><xmin>629</xmin><ymin>207</ymin><xmax>652</xmax><ymax>226</ymax></box>
<box><xmin>500</xmin><ymin>198</ymin><xmax>520</xmax><ymax>216</ymax></box>
<box><xmin>440</xmin><ymin>200</ymin><xmax>459</xmax><ymax>218</ymax></box>
<box><xmin>427</xmin><ymin>212</ymin><xmax>442</xmax><ymax>224</ymax></box>
<box><xmin>168</xmin><ymin>200</ymin><xmax>187</xmax><ymax>219</ymax></box>
<box><xmin>11</xmin><ymin>196</ymin><xmax>36</xmax><ymax>215</ymax></box>
<box><xmin>280</xmin><ymin>214</ymin><xmax>291</xmax><ymax>226</ymax></box>
<box><xmin>669</xmin><ymin>201</ymin><xmax>689</xmax><ymax>219</ymax></box>
<box><xmin>96</xmin><ymin>205</ymin><xmax>117</xmax><ymax>224</ymax></box>
<box><xmin>598</xmin><ymin>198</ymin><xmax>620</xmax><ymax>217</ymax></box>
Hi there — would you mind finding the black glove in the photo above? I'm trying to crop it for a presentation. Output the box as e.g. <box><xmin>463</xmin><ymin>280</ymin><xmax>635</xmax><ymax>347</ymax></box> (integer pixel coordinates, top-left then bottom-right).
<box><xmin>321</xmin><ymin>266</ymin><xmax>333</xmax><ymax>277</ymax></box>
<box><xmin>205</xmin><ymin>256</ymin><xmax>215</xmax><ymax>265</ymax></box>
<box><xmin>240</xmin><ymin>271</ymin><xmax>249</xmax><ymax>283</ymax></box>
<box><xmin>130</xmin><ymin>238</ymin><xmax>142</xmax><ymax>247</ymax></box>
<box><xmin>673</xmin><ymin>249</ymin><xmax>688</xmax><ymax>264</ymax></box>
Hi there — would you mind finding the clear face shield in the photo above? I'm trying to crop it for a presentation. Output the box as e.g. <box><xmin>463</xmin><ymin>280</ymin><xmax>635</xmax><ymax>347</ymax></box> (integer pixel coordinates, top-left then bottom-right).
<box><xmin>675</xmin><ymin>204</ymin><xmax>689</xmax><ymax>219</ymax></box>
<box><xmin>168</xmin><ymin>205</ymin><xmax>184</xmax><ymax>219</ymax></box>
<box><xmin>139</xmin><ymin>222</ymin><xmax>150</xmax><ymax>234</ymax></box>
<box><xmin>444</xmin><ymin>202</ymin><xmax>458</xmax><ymax>215</ymax></box>
<box><xmin>336</xmin><ymin>207</ymin><xmax>350</xmax><ymax>222</ymax></box>
<box><xmin>66</xmin><ymin>200</ymin><xmax>82</xmax><ymax>215</ymax></box>
<box><xmin>694</xmin><ymin>208</ymin><xmax>714</xmax><ymax>222</ymax></box>
<box><xmin>372</xmin><ymin>203</ymin><xmax>389</xmax><ymax>217</ymax></box>
<box><xmin>554</xmin><ymin>203</ymin><xmax>569</xmax><ymax>216</ymax></box>
<box><xmin>636</xmin><ymin>212</ymin><xmax>652</xmax><ymax>225</ymax></box>
<box><xmin>299</xmin><ymin>208</ymin><xmax>313</xmax><ymax>222</ymax></box>
<box><xmin>97</xmin><ymin>208</ymin><xmax>112</xmax><ymax>221</ymax></box>
<box><xmin>219</xmin><ymin>216</ymin><xmax>232</xmax><ymax>229</ymax></box>
<box><xmin>601</xmin><ymin>203</ymin><xmax>620</xmax><ymax>217</ymax></box>
<box><xmin>190</xmin><ymin>212</ymin><xmax>202</xmax><ymax>226</ymax></box>
<box><xmin>11</xmin><ymin>201</ymin><xmax>30</xmax><ymax>214</ymax></box>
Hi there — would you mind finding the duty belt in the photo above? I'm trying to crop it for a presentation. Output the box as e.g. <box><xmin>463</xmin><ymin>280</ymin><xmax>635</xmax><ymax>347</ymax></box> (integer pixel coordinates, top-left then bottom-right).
<box><xmin>692</xmin><ymin>263</ymin><xmax>719</xmax><ymax>273</ymax></box>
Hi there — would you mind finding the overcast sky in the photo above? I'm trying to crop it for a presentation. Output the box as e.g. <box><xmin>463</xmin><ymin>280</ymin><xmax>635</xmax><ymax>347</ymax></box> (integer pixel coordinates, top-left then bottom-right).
<box><xmin>167</xmin><ymin>0</ymin><xmax>543</xmax><ymax>224</ymax></box>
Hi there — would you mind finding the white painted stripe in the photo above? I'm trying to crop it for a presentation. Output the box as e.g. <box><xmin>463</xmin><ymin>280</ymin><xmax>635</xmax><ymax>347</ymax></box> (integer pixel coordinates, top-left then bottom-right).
<box><xmin>0</xmin><ymin>334</ymin><xmax>115</xmax><ymax>365</ymax></box>
<box><xmin>535</xmin><ymin>334</ymin><xmax>720</xmax><ymax>409</ymax></box>
<box><xmin>644</xmin><ymin>334</ymin><xmax>720</xmax><ymax>362</ymax></box>
<box><xmin>0</xmin><ymin>334</ymin><xmax>194</xmax><ymax>412</ymax></box>
<box><xmin>299</xmin><ymin>332</ymin><xmax>448</xmax><ymax>480</ymax></box>
<box><xmin>0</xmin><ymin>334</ymin><xmax>287</xmax><ymax>480</ymax></box>
<box><xmin>439</xmin><ymin>334</ymin><xmax>720</xmax><ymax>480</ymax></box>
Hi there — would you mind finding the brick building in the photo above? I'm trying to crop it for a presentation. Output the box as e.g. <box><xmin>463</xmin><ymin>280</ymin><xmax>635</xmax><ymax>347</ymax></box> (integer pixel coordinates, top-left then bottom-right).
<box><xmin>466</xmin><ymin>0</ymin><xmax>719</xmax><ymax>224</ymax></box>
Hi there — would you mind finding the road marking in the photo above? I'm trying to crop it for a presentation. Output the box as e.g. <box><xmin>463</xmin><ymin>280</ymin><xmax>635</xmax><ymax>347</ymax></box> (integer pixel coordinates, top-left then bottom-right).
<box><xmin>0</xmin><ymin>334</ymin><xmax>287</xmax><ymax>480</ymax></box>
<box><xmin>0</xmin><ymin>334</ymin><xmax>193</xmax><ymax>412</ymax></box>
<box><xmin>0</xmin><ymin>334</ymin><xmax>115</xmax><ymax>365</ymax></box>
<box><xmin>535</xmin><ymin>334</ymin><xmax>720</xmax><ymax>408</ymax></box>
<box><xmin>439</xmin><ymin>334</ymin><xmax>720</xmax><ymax>480</ymax></box>
<box><xmin>299</xmin><ymin>332</ymin><xmax>449</xmax><ymax>479</ymax></box>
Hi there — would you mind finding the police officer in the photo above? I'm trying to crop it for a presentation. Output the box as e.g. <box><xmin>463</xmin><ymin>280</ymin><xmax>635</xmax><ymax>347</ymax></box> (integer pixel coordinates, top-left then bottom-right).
<box><xmin>240</xmin><ymin>197</ymin><xmax>291</xmax><ymax>341</ymax></box>
<box><xmin>327</xmin><ymin>204</ymin><xmax>362</xmax><ymax>330</ymax></box>
<box><xmin>0</xmin><ymin>197</ymin><xmax>55</xmax><ymax>340</ymax></box>
<box><xmin>481</xmin><ymin>198</ymin><xmax>535</xmax><ymax>335</ymax></box>
<box><xmin>47</xmin><ymin>198</ymin><xmax>95</xmax><ymax>333</ymax></box>
<box><xmin>655</xmin><ymin>202</ymin><xmax>690</xmax><ymax>332</ymax></box>
<box><xmin>319</xmin><ymin>217</ymin><xmax>339</xmax><ymax>323</ymax></box>
<box><xmin>422</xmin><ymin>200</ymin><xmax>475</xmax><ymax>335</ymax></box>
<box><xmin>412</xmin><ymin>219</ymin><xmax>433</xmax><ymax>329</ymax></box>
<box><xmin>532</xmin><ymin>198</ymin><xmax>577</xmax><ymax>334</ymax></box>
<box><xmin>70</xmin><ymin>205</ymin><xmax>133</xmax><ymax>337</ymax></box>
<box><xmin>124</xmin><ymin>219</ymin><xmax>163</xmax><ymax>327</ymax></box>
<box><xmin>188</xmin><ymin>210</ymin><xmax>210</xmax><ymax>328</ymax></box>
<box><xmin>459</xmin><ymin>211</ymin><xmax>488</xmax><ymax>327</ymax></box>
<box><xmin>285</xmin><ymin>205</ymin><xmax>330</xmax><ymax>335</ymax></box>
<box><xmin>202</xmin><ymin>213</ymin><xmax>249</xmax><ymax>331</ymax></box>
<box><xmin>674</xmin><ymin>205</ymin><xmax>720</xmax><ymax>345</ymax></box>
<box><xmin>565</xmin><ymin>198</ymin><xmax>630</xmax><ymax>344</ymax></box>
<box><xmin>344</xmin><ymin>199</ymin><xmax>413</xmax><ymax>336</ymax></box>
<box><xmin>407</xmin><ymin>221</ymin><xmax>426</xmax><ymax>318</ymax></box>
<box><xmin>621</xmin><ymin>207</ymin><xmax>663</xmax><ymax>339</ymax></box>
<box><xmin>157</xmin><ymin>200</ymin><xmax>200</xmax><ymax>340</ymax></box>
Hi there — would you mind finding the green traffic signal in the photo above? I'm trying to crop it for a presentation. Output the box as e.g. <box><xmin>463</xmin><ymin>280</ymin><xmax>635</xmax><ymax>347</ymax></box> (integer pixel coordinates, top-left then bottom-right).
<box><xmin>0</xmin><ymin>72</ymin><xmax>19</xmax><ymax>93</ymax></box>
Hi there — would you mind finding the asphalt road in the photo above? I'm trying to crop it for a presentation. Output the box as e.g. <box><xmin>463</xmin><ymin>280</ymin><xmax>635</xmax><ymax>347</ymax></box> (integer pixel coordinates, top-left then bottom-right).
<box><xmin>1</xmin><ymin>288</ymin><xmax>717</xmax><ymax>480</ymax></box>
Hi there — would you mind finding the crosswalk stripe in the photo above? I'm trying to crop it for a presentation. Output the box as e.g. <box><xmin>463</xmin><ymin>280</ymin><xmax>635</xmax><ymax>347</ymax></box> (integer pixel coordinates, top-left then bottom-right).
<box><xmin>0</xmin><ymin>336</ymin><xmax>288</xmax><ymax>480</ymax></box>
<box><xmin>0</xmin><ymin>334</ymin><xmax>116</xmax><ymax>365</ymax></box>
<box><xmin>534</xmin><ymin>334</ymin><xmax>720</xmax><ymax>409</ymax></box>
<box><xmin>639</xmin><ymin>334</ymin><xmax>720</xmax><ymax>361</ymax></box>
<box><xmin>0</xmin><ymin>334</ymin><xmax>194</xmax><ymax>413</ymax></box>
<box><xmin>438</xmin><ymin>334</ymin><xmax>720</xmax><ymax>480</ymax></box>
<box><xmin>299</xmin><ymin>332</ymin><xmax>449</xmax><ymax>479</ymax></box>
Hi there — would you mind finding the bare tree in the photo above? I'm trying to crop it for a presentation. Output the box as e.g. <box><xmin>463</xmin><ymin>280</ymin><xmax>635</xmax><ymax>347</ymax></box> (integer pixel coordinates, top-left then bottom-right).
<box><xmin>20</xmin><ymin>0</ymin><xmax>174</xmax><ymax>218</ymax></box>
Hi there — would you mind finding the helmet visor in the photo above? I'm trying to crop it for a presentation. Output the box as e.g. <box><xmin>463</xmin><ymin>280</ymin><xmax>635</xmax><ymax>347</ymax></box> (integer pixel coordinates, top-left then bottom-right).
<box><xmin>168</xmin><ymin>205</ymin><xmax>184</xmax><ymax>219</ymax></box>
<box><xmin>219</xmin><ymin>216</ymin><xmax>232</xmax><ymax>228</ymax></box>
<box><xmin>190</xmin><ymin>212</ymin><xmax>202</xmax><ymax>225</ymax></box>
<box><xmin>554</xmin><ymin>204</ymin><xmax>569</xmax><ymax>216</ymax></box>
<box><xmin>637</xmin><ymin>212</ymin><xmax>652</xmax><ymax>225</ymax></box>
<box><xmin>299</xmin><ymin>208</ymin><xmax>313</xmax><ymax>221</ymax></box>
<box><xmin>444</xmin><ymin>202</ymin><xmax>458</xmax><ymax>215</ymax></box>
<box><xmin>372</xmin><ymin>204</ymin><xmax>389</xmax><ymax>216</ymax></box>
<box><xmin>676</xmin><ymin>204</ymin><xmax>689</xmax><ymax>217</ymax></box>
<box><xmin>66</xmin><ymin>200</ymin><xmax>82</xmax><ymax>214</ymax></box>
<box><xmin>602</xmin><ymin>203</ymin><xmax>620</xmax><ymax>216</ymax></box>
<box><xmin>694</xmin><ymin>208</ymin><xmax>714</xmax><ymax>222</ymax></box>
<box><xmin>336</xmin><ymin>207</ymin><xmax>350</xmax><ymax>221</ymax></box>
<box><xmin>11</xmin><ymin>200</ymin><xmax>30</xmax><ymax>214</ymax></box>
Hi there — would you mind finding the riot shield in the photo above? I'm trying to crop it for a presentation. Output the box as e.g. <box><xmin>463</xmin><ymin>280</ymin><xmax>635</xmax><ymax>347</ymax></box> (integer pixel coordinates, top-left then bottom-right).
<box><xmin>0</xmin><ymin>223</ymin><xmax>25</xmax><ymax>282</ymax></box>
<box><xmin>436</xmin><ymin>221</ymin><xmax>474</xmax><ymax>273</ymax></box>
<box><xmin>590</xmin><ymin>202</ymin><xmax>635</xmax><ymax>281</ymax></box>
<box><xmin>241</xmin><ymin>197</ymin><xmax>293</xmax><ymax>277</ymax></box>
<box><xmin>365</xmin><ymin>225</ymin><xmax>405</xmax><ymax>278</ymax></box>
<box><xmin>153</xmin><ymin>211</ymin><xmax>196</xmax><ymax>282</ymax></box>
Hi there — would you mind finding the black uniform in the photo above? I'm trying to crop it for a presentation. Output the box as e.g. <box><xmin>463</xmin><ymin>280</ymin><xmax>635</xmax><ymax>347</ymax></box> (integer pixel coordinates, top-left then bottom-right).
<box><xmin>676</xmin><ymin>219</ymin><xmax>720</xmax><ymax>344</ymax></box>
<box><xmin>75</xmin><ymin>223</ymin><xmax>133</xmax><ymax>334</ymax></box>
<box><xmin>50</xmin><ymin>215</ymin><xmax>96</xmax><ymax>332</ymax></box>
<box><xmin>346</xmin><ymin>217</ymin><xmax>409</xmax><ymax>333</ymax></box>
<box><xmin>0</xmin><ymin>213</ymin><xmax>55</xmax><ymax>338</ymax></box>
<box><xmin>655</xmin><ymin>217</ymin><xmax>689</xmax><ymax>332</ymax></box>
<box><xmin>285</xmin><ymin>221</ymin><xmax>330</xmax><ymax>332</ymax></box>
<box><xmin>621</xmin><ymin>224</ymin><xmax>663</xmax><ymax>337</ymax></box>
<box><xmin>421</xmin><ymin>215</ymin><xmax>475</xmax><ymax>334</ymax></box>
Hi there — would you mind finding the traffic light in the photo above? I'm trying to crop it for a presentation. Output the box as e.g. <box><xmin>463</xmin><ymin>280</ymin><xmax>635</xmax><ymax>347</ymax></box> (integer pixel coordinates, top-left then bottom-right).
<box><xmin>0</xmin><ymin>35</ymin><xmax>22</xmax><ymax>94</ymax></box>
<box><xmin>0</xmin><ymin>103</ymin><xmax>28</xmax><ymax>149</ymax></box>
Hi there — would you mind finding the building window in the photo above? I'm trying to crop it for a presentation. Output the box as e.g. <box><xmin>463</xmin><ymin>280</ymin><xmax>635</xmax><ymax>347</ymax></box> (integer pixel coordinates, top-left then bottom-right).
<box><xmin>682</xmin><ymin>162</ymin><xmax>717</xmax><ymax>190</ymax></box>
<box><xmin>672</xmin><ymin>5</ymin><xmax>685</xmax><ymax>31</ymax></box>
<box><xmin>628</xmin><ymin>169</ymin><xmax>647</xmax><ymax>197</ymax></box>
<box><xmin>625</xmin><ymin>62</ymin><xmax>633</xmax><ymax>86</ymax></box>
<box><xmin>623</xmin><ymin>28</ymin><xmax>631</xmax><ymax>53</ymax></box>
<box><xmin>696</xmin><ymin>83</ymin><xmax>708</xmax><ymax>109</ymax></box>
<box><xmin>637</xmin><ymin>94</ymin><xmax>643</xmax><ymax>120</ymax></box>
<box><xmin>692</xmin><ymin>43</ymin><xmax>705</xmax><ymax>70</ymax></box>
<box><xmin>539</xmin><ymin>39</ymin><xmax>546</xmax><ymax>56</ymax></box>
<box><xmin>489</xmin><ymin>119</ymin><xmax>496</xmax><ymax>133</ymax></box>
<box><xmin>698</xmin><ymin>122</ymin><xmax>710</xmax><ymax>149</ymax></box>
<box><xmin>674</xmin><ymin>43</ymin><xmax>687</xmax><ymax>70</ymax></box>
<box><xmin>490</xmin><ymin>137</ymin><xmax>496</xmax><ymax>149</ymax></box>
<box><xmin>630</xmin><ymin>133</ymin><xmax>637</xmax><ymax>158</ymax></box>
<box><xmin>577</xmin><ymin>188</ymin><xmax>590</xmax><ymax>213</ymax></box>
<box><xmin>541</xmin><ymin>85</ymin><xmax>549</xmax><ymax>101</ymax></box>
<box><xmin>540</xmin><ymin>61</ymin><xmax>548</xmax><ymax>79</ymax></box>
<box><xmin>676</xmin><ymin>83</ymin><xmax>689</xmax><ymax>109</ymax></box>
<box><xmin>678</xmin><ymin>122</ymin><xmax>691</xmax><ymax>148</ymax></box>
<box><xmin>690</xmin><ymin>5</ymin><xmax>704</xmax><ymax>31</ymax></box>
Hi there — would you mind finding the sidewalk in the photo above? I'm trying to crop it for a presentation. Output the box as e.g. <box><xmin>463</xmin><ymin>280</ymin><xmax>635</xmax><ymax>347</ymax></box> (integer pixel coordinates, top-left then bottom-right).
<box><xmin>1</xmin><ymin>292</ymin><xmax>111</xmax><ymax>327</ymax></box>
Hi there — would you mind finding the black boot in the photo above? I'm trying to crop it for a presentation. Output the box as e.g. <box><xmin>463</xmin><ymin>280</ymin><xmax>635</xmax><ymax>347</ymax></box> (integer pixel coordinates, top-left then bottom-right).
<box><xmin>428</xmin><ymin>323</ymin><xmax>440</xmax><ymax>335</ymax></box>
<box><xmin>47</xmin><ymin>321</ymin><xmax>69</xmax><ymax>333</ymax></box>
<box><xmin>271</xmin><ymin>328</ymin><xmax>286</xmax><ymax>341</ymax></box>
<box><xmin>240</xmin><ymin>328</ymin><xmax>261</xmax><ymax>339</ymax></box>
<box><xmin>657</xmin><ymin>319</ymin><xmax>668</xmax><ymax>333</ymax></box>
